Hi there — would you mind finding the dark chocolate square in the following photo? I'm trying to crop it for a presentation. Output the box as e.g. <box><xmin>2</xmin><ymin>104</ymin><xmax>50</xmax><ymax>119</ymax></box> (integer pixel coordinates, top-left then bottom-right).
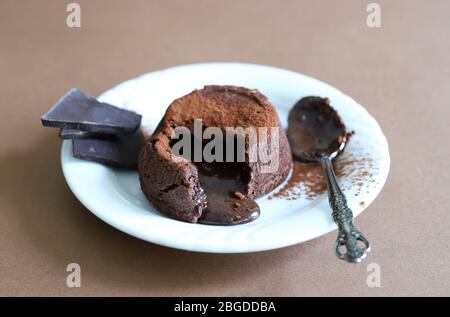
<box><xmin>72</xmin><ymin>129</ymin><xmax>144</xmax><ymax>169</ymax></box>
<box><xmin>42</xmin><ymin>88</ymin><xmax>141</xmax><ymax>135</ymax></box>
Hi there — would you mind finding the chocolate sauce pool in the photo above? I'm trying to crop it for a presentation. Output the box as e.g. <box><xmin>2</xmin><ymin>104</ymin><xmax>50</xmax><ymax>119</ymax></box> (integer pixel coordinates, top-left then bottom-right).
<box><xmin>196</xmin><ymin>162</ymin><xmax>260</xmax><ymax>225</ymax></box>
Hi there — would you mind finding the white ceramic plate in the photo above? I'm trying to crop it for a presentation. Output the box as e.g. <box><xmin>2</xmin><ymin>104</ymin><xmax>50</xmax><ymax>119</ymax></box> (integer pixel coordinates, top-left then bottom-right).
<box><xmin>61</xmin><ymin>63</ymin><xmax>390</xmax><ymax>253</ymax></box>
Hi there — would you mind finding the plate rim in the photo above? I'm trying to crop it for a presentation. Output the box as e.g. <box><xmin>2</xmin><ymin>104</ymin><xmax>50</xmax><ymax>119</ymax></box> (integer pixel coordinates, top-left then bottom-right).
<box><xmin>60</xmin><ymin>62</ymin><xmax>390</xmax><ymax>253</ymax></box>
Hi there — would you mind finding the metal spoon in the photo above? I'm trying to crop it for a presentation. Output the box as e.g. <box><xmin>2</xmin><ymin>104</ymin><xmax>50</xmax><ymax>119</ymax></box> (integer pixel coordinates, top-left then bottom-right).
<box><xmin>287</xmin><ymin>96</ymin><xmax>370</xmax><ymax>263</ymax></box>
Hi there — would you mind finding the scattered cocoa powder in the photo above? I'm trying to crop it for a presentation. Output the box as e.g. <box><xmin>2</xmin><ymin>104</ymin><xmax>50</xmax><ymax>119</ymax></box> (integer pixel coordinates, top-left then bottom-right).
<box><xmin>271</xmin><ymin>161</ymin><xmax>327</xmax><ymax>200</ymax></box>
<box><xmin>270</xmin><ymin>147</ymin><xmax>379</xmax><ymax>201</ymax></box>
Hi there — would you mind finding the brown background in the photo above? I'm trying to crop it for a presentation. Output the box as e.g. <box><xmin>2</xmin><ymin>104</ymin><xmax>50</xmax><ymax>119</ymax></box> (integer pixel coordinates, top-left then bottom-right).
<box><xmin>1</xmin><ymin>0</ymin><xmax>449</xmax><ymax>296</ymax></box>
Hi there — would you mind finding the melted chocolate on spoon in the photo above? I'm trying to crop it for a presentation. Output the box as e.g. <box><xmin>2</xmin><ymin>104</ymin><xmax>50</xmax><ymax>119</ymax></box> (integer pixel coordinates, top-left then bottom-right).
<box><xmin>287</xmin><ymin>96</ymin><xmax>346</xmax><ymax>161</ymax></box>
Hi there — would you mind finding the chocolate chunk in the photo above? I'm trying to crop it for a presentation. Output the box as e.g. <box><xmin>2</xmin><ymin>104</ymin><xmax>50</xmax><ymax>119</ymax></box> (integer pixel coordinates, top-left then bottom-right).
<box><xmin>59</xmin><ymin>128</ymin><xmax>108</xmax><ymax>140</ymax></box>
<box><xmin>233</xmin><ymin>191</ymin><xmax>245</xmax><ymax>200</ymax></box>
<box><xmin>72</xmin><ymin>129</ymin><xmax>145</xmax><ymax>169</ymax></box>
<box><xmin>42</xmin><ymin>88</ymin><xmax>142</xmax><ymax>135</ymax></box>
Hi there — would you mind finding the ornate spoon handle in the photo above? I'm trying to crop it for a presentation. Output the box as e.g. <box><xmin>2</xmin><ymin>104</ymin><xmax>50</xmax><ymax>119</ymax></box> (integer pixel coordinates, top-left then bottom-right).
<box><xmin>320</xmin><ymin>157</ymin><xmax>371</xmax><ymax>263</ymax></box>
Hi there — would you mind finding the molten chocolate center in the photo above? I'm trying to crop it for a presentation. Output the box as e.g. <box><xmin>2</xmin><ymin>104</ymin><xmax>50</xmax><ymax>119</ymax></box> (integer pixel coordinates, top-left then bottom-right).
<box><xmin>171</xmin><ymin>133</ymin><xmax>260</xmax><ymax>225</ymax></box>
<box><xmin>196</xmin><ymin>161</ymin><xmax>259</xmax><ymax>225</ymax></box>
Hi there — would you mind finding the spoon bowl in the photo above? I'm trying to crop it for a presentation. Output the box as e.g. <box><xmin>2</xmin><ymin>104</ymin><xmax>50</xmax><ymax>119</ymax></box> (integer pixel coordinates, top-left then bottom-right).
<box><xmin>287</xmin><ymin>96</ymin><xmax>347</xmax><ymax>162</ymax></box>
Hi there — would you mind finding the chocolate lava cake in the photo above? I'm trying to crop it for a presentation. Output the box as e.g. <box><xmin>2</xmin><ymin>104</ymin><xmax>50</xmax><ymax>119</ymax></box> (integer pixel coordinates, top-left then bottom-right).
<box><xmin>138</xmin><ymin>85</ymin><xmax>292</xmax><ymax>224</ymax></box>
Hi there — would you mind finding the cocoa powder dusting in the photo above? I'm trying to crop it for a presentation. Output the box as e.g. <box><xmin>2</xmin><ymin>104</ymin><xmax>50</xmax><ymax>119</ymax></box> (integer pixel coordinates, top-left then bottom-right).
<box><xmin>271</xmin><ymin>161</ymin><xmax>327</xmax><ymax>200</ymax></box>
<box><xmin>271</xmin><ymin>147</ymin><xmax>379</xmax><ymax>200</ymax></box>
